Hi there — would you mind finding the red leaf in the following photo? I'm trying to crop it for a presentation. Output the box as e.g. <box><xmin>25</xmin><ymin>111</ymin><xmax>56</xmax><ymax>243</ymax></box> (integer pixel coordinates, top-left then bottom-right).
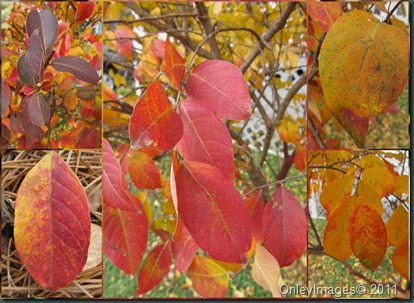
<box><xmin>1</xmin><ymin>123</ymin><xmax>10</xmax><ymax>148</ymax></box>
<box><xmin>172</xmin><ymin>218</ymin><xmax>198</xmax><ymax>272</ymax></box>
<box><xmin>51</xmin><ymin>56</ymin><xmax>100</xmax><ymax>85</ymax></box>
<box><xmin>115</xmin><ymin>25</ymin><xmax>136</xmax><ymax>60</ymax></box>
<box><xmin>135</xmin><ymin>242</ymin><xmax>172</xmax><ymax>296</ymax></box>
<box><xmin>26</xmin><ymin>29</ymin><xmax>45</xmax><ymax>83</ymax></box>
<box><xmin>128</xmin><ymin>152</ymin><xmax>161</xmax><ymax>189</ymax></box>
<box><xmin>14</xmin><ymin>152</ymin><xmax>90</xmax><ymax>291</ymax></box>
<box><xmin>244</xmin><ymin>191</ymin><xmax>265</xmax><ymax>242</ymax></box>
<box><xmin>262</xmin><ymin>187</ymin><xmax>306</xmax><ymax>267</ymax></box>
<box><xmin>1</xmin><ymin>80</ymin><xmax>11</xmax><ymax>118</ymax></box>
<box><xmin>103</xmin><ymin>203</ymin><xmax>148</xmax><ymax>275</ymax></box>
<box><xmin>76</xmin><ymin>2</ymin><xmax>95</xmax><ymax>22</ymax></box>
<box><xmin>177</xmin><ymin>100</ymin><xmax>234</xmax><ymax>179</ymax></box>
<box><xmin>308</xmin><ymin>1</ymin><xmax>342</xmax><ymax>32</ymax></box>
<box><xmin>188</xmin><ymin>256</ymin><xmax>229</xmax><ymax>298</ymax></box>
<box><xmin>350</xmin><ymin>204</ymin><xmax>387</xmax><ymax>270</ymax></box>
<box><xmin>176</xmin><ymin>161</ymin><xmax>252</xmax><ymax>263</ymax></box>
<box><xmin>186</xmin><ymin>60</ymin><xmax>252</xmax><ymax>120</ymax></box>
<box><xmin>17</xmin><ymin>54</ymin><xmax>36</xmax><ymax>86</ymax></box>
<box><xmin>26</xmin><ymin>10</ymin><xmax>41</xmax><ymax>36</ymax></box>
<box><xmin>129</xmin><ymin>80</ymin><xmax>183</xmax><ymax>151</ymax></box>
<box><xmin>103</xmin><ymin>139</ymin><xmax>140</xmax><ymax>211</ymax></box>
<box><xmin>27</xmin><ymin>8</ymin><xmax>58</xmax><ymax>54</ymax></box>
<box><xmin>161</xmin><ymin>38</ymin><xmax>185</xmax><ymax>90</ymax></box>
<box><xmin>22</xmin><ymin>92</ymin><xmax>51</xmax><ymax>126</ymax></box>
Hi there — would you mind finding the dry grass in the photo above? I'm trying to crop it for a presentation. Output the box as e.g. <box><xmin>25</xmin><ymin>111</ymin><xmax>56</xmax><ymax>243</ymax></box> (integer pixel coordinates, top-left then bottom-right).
<box><xmin>1</xmin><ymin>150</ymin><xmax>102</xmax><ymax>298</ymax></box>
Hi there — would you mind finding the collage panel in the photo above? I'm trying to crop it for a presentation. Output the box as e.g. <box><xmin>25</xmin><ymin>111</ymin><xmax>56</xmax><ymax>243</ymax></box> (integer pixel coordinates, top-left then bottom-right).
<box><xmin>307</xmin><ymin>1</ymin><xmax>409</xmax><ymax>149</ymax></box>
<box><xmin>102</xmin><ymin>1</ymin><xmax>307</xmax><ymax>298</ymax></box>
<box><xmin>1</xmin><ymin>1</ymin><xmax>103</xmax><ymax>149</ymax></box>
<box><xmin>1</xmin><ymin>150</ymin><xmax>102</xmax><ymax>298</ymax></box>
<box><xmin>308</xmin><ymin>149</ymin><xmax>410</xmax><ymax>298</ymax></box>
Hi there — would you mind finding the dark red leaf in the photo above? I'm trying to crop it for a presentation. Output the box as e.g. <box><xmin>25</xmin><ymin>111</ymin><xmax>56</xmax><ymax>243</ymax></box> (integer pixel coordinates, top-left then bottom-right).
<box><xmin>22</xmin><ymin>92</ymin><xmax>51</xmax><ymax>126</ymax></box>
<box><xmin>39</xmin><ymin>8</ymin><xmax>58</xmax><ymax>54</ymax></box>
<box><xmin>186</xmin><ymin>60</ymin><xmax>252</xmax><ymax>120</ymax></box>
<box><xmin>1</xmin><ymin>80</ymin><xmax>11</xmax><ymax>118</ymax></box>
<box><xmin>244</xmin><ymin>191</ymin><xmax>265</xmax><ymax>242</ymax></box>
<box><xmin>135</xmin><ymin>242</ymin><xmax>172</xmax><ymax>296</ymax></box>
<box><xmin>51</xmin><ymin>56</ymin><xmax>100</xmax><ymax>85</ymax></box>
<box><xmin>177</xmin><ymin>100</ymin><xmax>234</xmax><ymax>180</ymax></box>
<box><xmin>27</xmin><ymin>10</ymin><xmax>41</xmax><ymax>36</ymax></box>
<box><xmin>129</xmin><ymin>80</ymin><xmax>183</xmax><ymax>151</ymax></box>
<box><xmin>172</xmin><ymin>218</ymin><xmax>198</xmax><ymax>272</ymax></box>
<box><xmin>17</xmin><ymin>55</ymin><xmax>36</xmax><ymax>86</ymax></box>
<box><xmin>26</xmin><ymin>29</ymin><xmax>45</xmax><ymax>83</ymax></box>
<box><xmin>176</xmin><ymin>161</ymin><xmax>252</xmax><ymax>263</ymax></box>
<box><xmin>1</xmin><ymin>123</ymin><xmax>10</xmax><ymax>148</ymax></box>
<box><xmin>262</xmin><ymin>186</ymin><xmax>306</xmax><ymax>267</ymax></box>
<box><xmin>103</xmin><ymin>203</ymin><xmax>148</xmax><ymax>275</ymax></box>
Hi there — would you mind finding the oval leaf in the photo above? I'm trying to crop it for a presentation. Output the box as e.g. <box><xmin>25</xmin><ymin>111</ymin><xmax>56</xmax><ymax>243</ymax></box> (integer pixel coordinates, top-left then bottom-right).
<box><xmin>392</xmin><ymin>235</ymin><xmax>409</xmax><ymax>279</ymax></box>
<box><xmin>135</xmin><ymin>242</ymin><xmax>172</xmax><ymax>296</ymax></box>
<box><xmin>1</xmin><ymin>80</ymin><xmax>11</xmax><ymax>118</ymax></box>
<box><xmin>26</xmin><ymin>28</ymin><xmax>45</xmax><ymax>83</ymax></box>
<box><xmin>103</xmin><ymin>203</ymin><xmax>148</xmax><ymax>275</ymax></box>
<box><xmin>128</xmin><ymin>152</ymin><xmax>161</xmax><ymax>189</ymax></box>
<box><xmin>188</xmin><ymin>256</ymin><xmax>229</xmax><ymax>298</ymax></box>
<box><xmin>51</xmin><ymin>56</ymin><xmax>100</xmax><ymax>85</ymax></box>
<box><xmin>17</xmin><ymin>54</ymin><xmax>36</xmax><ymax>86</ymax></box>
<box><xmin>14</xmin><ymin>152</ymin><xmax>90</xmax><ymax>291</ymax></box>
<box><xmin>27</xmin><ymin>10</ymin><xmax>41</xmax><ymax>36</ymax></box>
<box><xmin>22</xmin><ymin>92</ymin><xmax>51</xmax><ymax>126</ymax></box>
<box><xmin>262</xmin><ymin>186</ymin><xmax>306</xmax><ymax>267</ymax></box>
<box><xmin>176</xmin><ymin>161</ymin><xmax>252</xmax><ymax>263</ymax></box>
<box><xmin>177</xmin><ymin>100</ymin><xmax>234</xmax><ymax>179</ymax></box>
<box><xmin>251</xmin><ymin>244</ymin><xmax>282</xmax><ymax>297</ymax></box>
<box><xmin>129</xmin><ymin>80</ymin><xmax>183</xmax><ymax>151</ymax></box>
<box><xmin>186</xmin><ymin>60</ymin><xmax>252</xmax><ymax>120</ymax></box>
<box><xmin>350</xmin><ymin>204</ymin><xmax>387</xmax><ymax>270</ymax></box>
<box><xmin>40</xmin><ymin>8</ymin><xmax>58</xmax><ymax>54</ymax></box>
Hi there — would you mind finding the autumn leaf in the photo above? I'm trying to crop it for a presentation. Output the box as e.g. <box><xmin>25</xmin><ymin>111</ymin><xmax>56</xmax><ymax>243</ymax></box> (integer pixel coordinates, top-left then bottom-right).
<box><xmin>308</xmin><ymin>0</ymin><xmax>342</xmax><ymax>32</ymax></box>
<box><xmin>129</xmin><ymin>80</ymin><xmax>183</xmax><ymax>151</ymax></box>
<box><xmin>21</xmin><ymin>92</ymin><xmax>51</xmax><ymax>126</ymax></box>
<box><xmin>188</xmin><ymin>256</ymin><xmax>229</xmax><ymax>298</ymax></box>
<box><xmin>262</xmin><ymin>186</ymin><xmax>306</xmax><ymax>267</ymax></box>
<box><xmin>244</xmin><ymin>191</ymin><xmax>265</xmax><ymax>242</ymax></box>
<box><xmin>135</xmin><ymin>241</ymin><xmax>172</xmax><ymax>296</ymax></box>
<box><xmin>104</xmin><ymin>203</ymin><xmax>148</xmax><ymax>275</ymax></box>
<box><xmin>1</xmin><ymin>80</ymin><xmax>11</xmax><ymax>118</ymax></box>
<box><xmin>177</xmin><ymin>100</ymin><xmax>234</xmax><ymax>180</ymax></box>
<box><xmin>386</xmin><ymin>205</ymin><xmax>408</xmax><ymax>247</ymax></box>
<box><xmin>319</xmin><ymin>176</ymin><xmax>354</xmax><ymax>218</ymax></box>
<box><xmin>51</xmin><ymin>56</ymin><xmax>100</xmax><ymax>85</ymax></box>
<box><xmin>186</xmin><ymin>60</ymin><xmax>252</xmax><ymax>120</ymax></box>
<box><xmin>392</xmin><ymin>234</ymin><xmax>409</xmax><ymax>279</ymax></box>
<box><xmin>14</xmin><ymin>152</ymin><xmax>90</xmax><ymax>291</ymax></box>
<box><xmin>176</xmin><ymin>161</ymin><xmax>252</xmax><ymax>263</ymax></box>
<box><xmin>128</xmin><ymin>152</ymin><xmax>161</xmax><ymax>189</ymax></box>
<box><xmin>161</xmin><ymin>38</ymin><xmax>185</xmax><ymax>90</ymax></box>
<box><xmin>319</xmin><ymin>10</ymin><xmax>409</xmax><ymax>147</ymax></box>
<box><xmin>172</xmin><ymin>218</ymin><xmax>198</xmax><ymax>273</ymax></box>
<box><xmin>251</xmin><ymin>244</ymin><xmax>282</xmax><ymax>297</ymax></box>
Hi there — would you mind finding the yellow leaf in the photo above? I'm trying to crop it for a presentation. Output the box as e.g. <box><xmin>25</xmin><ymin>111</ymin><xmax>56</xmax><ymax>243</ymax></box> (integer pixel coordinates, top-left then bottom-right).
<box><xmin>320</xmin><ymin>176</ymin><xmax>355</xmax><ymax>218</ymax></box>
<box><xmin>386</xmin><ymin>205</ymin><xmax>408</xmax><ymax>246</ymax></box>
<box><xmin>394</xmin><ymin>175</ymin><xmax>409</xmax><ymax>197</ymax></box>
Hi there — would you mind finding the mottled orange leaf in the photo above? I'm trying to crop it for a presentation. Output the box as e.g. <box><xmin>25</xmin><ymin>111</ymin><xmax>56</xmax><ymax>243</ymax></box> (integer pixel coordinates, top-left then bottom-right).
<box><xmin>319</xmin><ymin>176</ymin><xmax>354</xmax><ymax>218</ymax></box>
<box><xmin>392</xmin><ymin>235</ymin><xmax>409</xmax><ymax>279</ymax></box>
<box><xmin>188</xmin><ymin>256</ymin><xmax>229</xmax><ymax>298</ymax></box>
<box><xmin>128</xmin><ymin>152</ymin><xmax>161</xmax><ymax>189</ymax></box>
<box><xmin>135</xmin><ymin>241</ymin><xmax>172</xmax><ymax>296</ymax></box>
<box><xmin>129</xmin><ymin>80</ymin><xmax>183</xmax><ymax>151</ymax></box>
<box><xmin>350</xmin><ymin>204</ymin><xmax>387</xmax><ymax>270</ymax></box>
<box><xmin>177</xmin><ymin>100</ymin><xmax>234</xmax><ymax>180</ymax></box>
<box><xmin>262</xmin><ymin>187</ymin><xmax>306</xmax><ymax>267</ymax></box>
<box><xmin>386</xmin><ymin>205</ymin><xmax>408</xmax><ymax>247</ymax></box>
<box><xmin>186</xmin><ymin>60</ymin><xmax>252</xmax><ymax>120</ymax></box>
<box><xmin>172</xmin><ymin>218</ymin><xmax>198</xmax><ymax>272</ymax></box>
<box><xmin>14</xmin><ymin>152</ymin><xmax>90</xmax><ymax>291</ymax></box>
<box><xmin>323</xmin><ymin>196</ymin><xmax>357</xmax><ymax>261</ymax></box>
<box><xmin>320</xmin><ymin>10</ymin><xmax>408</xmax><ymax>147</ymax></box>
<box><xmin>176</xmin><ymin>161</ymin><xmax>252</xmax><ymax>263</ymax></box>
<box><xmin>161</xmin><ymin>38</ymin><xmax>185</xmax><ymax>90</ymax></box>
<box><xmin>251</xmin><ymin>244</ymin><xmax>282</xmax><ymax>297</ymax></box>
<box><xmin>308</xmin><ymin>0</ymin><xmax>342</xmax><ymax>32</ymax></box>
<box><xmin>103</xmin><ymin>203</ymin><xmax>148</xmax><ymax>275</ymax></box>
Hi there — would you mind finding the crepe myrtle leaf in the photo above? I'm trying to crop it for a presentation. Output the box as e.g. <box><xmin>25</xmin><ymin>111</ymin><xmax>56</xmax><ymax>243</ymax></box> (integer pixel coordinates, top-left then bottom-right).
<box><xmin>27</xmin><ymin>8</ymin><xmax>58</xmax><ymax>54</ymax></box>
<box><xmin>51</xmin><ymin>56</ymin><xmax>100</xmax><ymax>85</ymax></box>
<box><xmin>26</xmin><ymin>29</ymin><xmax>45</xmax><ymax>83</ymax></box>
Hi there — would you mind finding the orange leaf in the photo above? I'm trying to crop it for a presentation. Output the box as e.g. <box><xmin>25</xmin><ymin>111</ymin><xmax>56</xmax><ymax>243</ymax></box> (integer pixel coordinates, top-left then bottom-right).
<box><xmin>129</xmin><ymin>80</ymin><xmax>183</xmax><ymax>151</ymax></box>
<box><xmin>251</xmin><ymin>244</ymin><xmax>282</xmax><ymax>297</ymax></box>
<box><xmin>308</xmin><ymin>1</ymin><xmax>342</xmax><ymax>32</ymax></box>
<box><xmin>128</xmin><ymin>152</ymin><xmax>161</xmax><ymax>189</ymax></box>
<box><xmin>188</xmin><ymin>256</ymin><xmax>229</xmax><ymax>298</ymax></box>
<box><xmin>172</xmin><ymin>218</ymin><xmax>198</xmax><ymax>272</ymax></box>
<box><xmin>135</xmin><ymin>241</ymin><xmax>172</xmax><ymax>296</ymax></box>
<box><xmin>350</xmin><ymin>204</ymin><xmax>387</xmax><ymax>270</ymax></box>
<box><xmin>161</xmin><ymin>38</ymin><xmax>185</xmax><ymax>90</ymax></box>
<box><xmin>386</xmin><ymin>205</ymin><xmax>408</xmax><ymax>247</ymax></box>
<box><xmin>14</xmin><ymin>152</ymin><xmax>90</xmax><ymax>291</ymax></box>
<box><xmin>319</xmin><ymin>176</ymin><xmax>354</xmax><ymax>218</ymax></box>
<box><xmin>392</xmin><ymin>235</ymin><xmax>409</xmax><ymax>279</ymax></box>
